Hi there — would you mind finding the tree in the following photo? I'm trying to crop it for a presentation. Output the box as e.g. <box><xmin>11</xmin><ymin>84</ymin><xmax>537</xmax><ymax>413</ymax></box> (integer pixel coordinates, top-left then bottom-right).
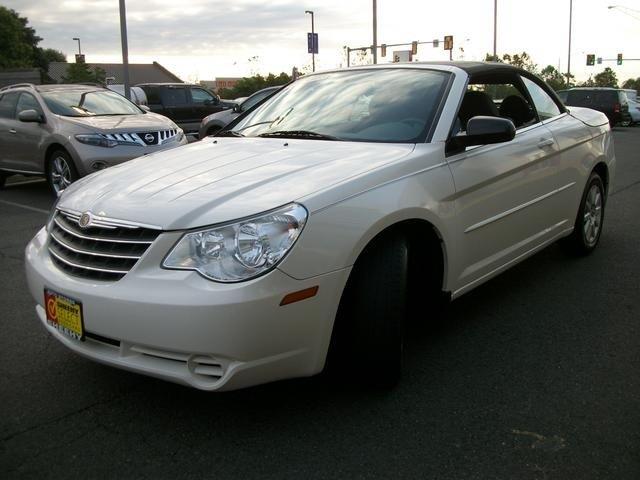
<box><xmin>593</xmin><ymin>67</ymin><xmax>618</xmax><ymax>88</ymax></box>
<box><xmin>62</xmin><ymin>62</ymin><xmax>106</xmax><ymax>84</ymax></box>
<box><xmin>622</xmin><ymin>77</ymin><xmax>640</xmax><ymax>91</ymax></box>
<box><xmin>0</xmin><ymin>7</ymin><xmax>41</xmax><ymax>69</ymax></box>
<box><xmin>501</xmin><ymin>52</ymin><xmax>537</xmax><ymax>73</ymax></box>
<box><xmin>217</xmin><ymin>72</ymin><xmax>292</xmax><ymax>99</ymax></box>
<box><xmin>540</xmin><ymin>65</ymin><xmax>573</xmax><ymax>91</ymax></box>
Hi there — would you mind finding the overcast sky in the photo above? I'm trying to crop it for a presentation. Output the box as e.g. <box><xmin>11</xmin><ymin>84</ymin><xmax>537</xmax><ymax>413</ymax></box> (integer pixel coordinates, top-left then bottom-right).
<box><xmin>3</xmin><ymin>0</ymin><xmax>640</xmax><ymax>83</ymax></box>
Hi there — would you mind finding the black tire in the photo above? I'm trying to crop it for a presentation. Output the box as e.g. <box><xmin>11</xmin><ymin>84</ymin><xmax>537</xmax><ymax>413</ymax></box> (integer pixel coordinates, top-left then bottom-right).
<box><xmin>46</xmin><ymin>149</ymin><xmax>78</xmax><ymax>196</ymax></box>
<box><xmin>562</xmin><ymin>172</ymin><xmax>606</xmax><ymax>256</ymax></box>
<box><xmin>329</xmin><ymin>233</ymin><xmax>408</xmax><ymax>388</ymax></box>
<box><xmin>207</xmin><ymin>126</ymin><xmax>222</xmax><ymax>137</ymax></box>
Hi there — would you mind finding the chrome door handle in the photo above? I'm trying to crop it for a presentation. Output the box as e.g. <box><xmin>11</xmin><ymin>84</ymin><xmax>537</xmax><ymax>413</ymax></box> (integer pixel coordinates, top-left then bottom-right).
<box><xmin>8</xmin><ymin>129</ymin><xmax>17</xmax><ymax>134</ymax></box>
<box><xmin>537</xmin><ymin>138</ymin><xmax>554</xmax><ymax>148</ymax></box>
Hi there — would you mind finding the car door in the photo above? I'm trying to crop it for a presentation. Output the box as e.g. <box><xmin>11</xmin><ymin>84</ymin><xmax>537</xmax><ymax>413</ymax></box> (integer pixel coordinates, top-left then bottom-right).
<box><xmin>190</xmin><ymin>87</ymin><xmax>222</xmax><ymax>121</ymax></box>
<box><xmin>161</xmin><ymin>86</ymin><xmax>195</xmax><ymax>132</ymax></box>
<box><xmin>11</xmin><ymin>92</ymin><xmax>48</xmax><ymax>173</ymax></box>
<box><xmin>0</xmin><ymin>91</ymin><xmax>21</xmax><ymax>170</ymax></box>
<box><xmin>520</xmin><ymin>75</ymin><xmax>587</xmax><ymax>229</ymax></box>
<box><xmin>447</xmin><ymin>75</ymin><xmax>564</xmax><ymax>295</ymax></box>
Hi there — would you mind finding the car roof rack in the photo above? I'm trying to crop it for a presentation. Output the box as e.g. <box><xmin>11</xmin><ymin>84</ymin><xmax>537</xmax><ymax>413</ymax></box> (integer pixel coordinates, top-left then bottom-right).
<box><xmin>0</xmin><ymin>83</ymin><xmax>36</xmax><ymax>92</ymax></box>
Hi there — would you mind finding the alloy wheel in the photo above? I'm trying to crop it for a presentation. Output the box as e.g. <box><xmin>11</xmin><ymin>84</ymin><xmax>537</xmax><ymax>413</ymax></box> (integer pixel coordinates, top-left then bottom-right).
<box><xmin>50</xmin><ymin>156</ymin><xmax>72</xmax><ymax>195</ymax></box>
<box><xmin>583</xmin><ymin>184</ymin><xmax>603</xmax><ymax>247</ymax></box>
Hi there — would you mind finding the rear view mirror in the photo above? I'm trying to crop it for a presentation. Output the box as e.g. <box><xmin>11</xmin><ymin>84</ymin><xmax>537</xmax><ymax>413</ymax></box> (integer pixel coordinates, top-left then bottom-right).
<box><xmin>18</xmin><ymin>109</ymin><xmax>44</xmax><ymax>123</ymax></box>
<box><xmin>452</xmin><ymin>116</ymin><xmax>515</xmax><ymax>149</ymax></box>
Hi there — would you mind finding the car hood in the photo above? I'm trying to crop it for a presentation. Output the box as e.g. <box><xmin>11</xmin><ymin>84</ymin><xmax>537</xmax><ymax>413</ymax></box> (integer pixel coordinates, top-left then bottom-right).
<box><xmin>62</xmin><ymin>112</ymin><xmax>175</xmax><ymax>132</ymax></box>
<box><xmin>59</xmin><ymin>138</ymin><xmax>416</xmax><ymax>230</ymax></box>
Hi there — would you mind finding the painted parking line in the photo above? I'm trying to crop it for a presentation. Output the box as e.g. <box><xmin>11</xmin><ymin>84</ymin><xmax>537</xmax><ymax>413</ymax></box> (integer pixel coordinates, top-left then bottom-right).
<box><xmin>0</xmin><ymin>199</ymin><xmax>49</xmax><ymax>214</ymax></box>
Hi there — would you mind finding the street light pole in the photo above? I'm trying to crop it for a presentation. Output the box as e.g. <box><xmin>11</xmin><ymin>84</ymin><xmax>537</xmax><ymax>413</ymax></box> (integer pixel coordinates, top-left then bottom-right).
<box><xmin>567</xmin><ymin>0</ymin><xmax>573</xmax><ymax>86</ymax></box>
<box><xmin>305</xmin><ymin>10</ymin><xmax>315</xmax><ymax>72</ymax></box>
<box><xmin>372</xmin><ymin>0</ymin><xmax>378</xmax><ymax>64</ymax></box>
<box><xmin>72</xmin><ymin>37</ymin><xmax>82</xmax><ymax>55</ymax></box>
<box><xmin>493</xmin><ymin>0</ymin><xmax>497</xmax><ymax>59</ymax></box>
<box><xmin>119</xmin><ymin>0</ymin><xmax>131</xmax><ymax>100</ymax></box>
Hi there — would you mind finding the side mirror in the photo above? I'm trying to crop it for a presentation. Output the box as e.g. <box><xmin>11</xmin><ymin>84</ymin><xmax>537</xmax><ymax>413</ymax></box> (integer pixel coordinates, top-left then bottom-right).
<box><xmin>139</xmin><ymin>104</ymin><xmax>150</xmax><ymax>112</ymax></box>
<box><xmin>232</xmin><ymin>104</ymin><xmax>242</xmax><ymax>113</ymax></box>
<box><xmin>18</xmin><ymin>109</ymin><xmax>44</xmax><ymax>123</ymax></box>
<box><xmin>452</xmin><ymin>116</ymin><xmax>515</xmax><ymax>149</ymax></box>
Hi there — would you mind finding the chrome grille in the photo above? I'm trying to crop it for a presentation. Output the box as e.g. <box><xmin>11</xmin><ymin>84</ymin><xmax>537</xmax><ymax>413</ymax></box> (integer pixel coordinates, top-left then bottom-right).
<box><xmin>102</xmin><ymin>129</ymin><xmax>179</xmax><ymax>147</ymax></box>
<box><xmin>48</xmin><ymin>210</ymin><xmax>161</xmax><ymax>281</ymax></box>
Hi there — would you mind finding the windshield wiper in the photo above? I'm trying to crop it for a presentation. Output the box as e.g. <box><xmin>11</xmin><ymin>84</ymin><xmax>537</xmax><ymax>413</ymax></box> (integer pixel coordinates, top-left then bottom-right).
<box><xmin>257</xmin><ymin>130</ymin><xmax>342</xmax><ymax>141</ymax></box>
<box><xmin>216</xmin><ymin>130</ymin><xmax>245</xmax><ymax>137</ymax></box>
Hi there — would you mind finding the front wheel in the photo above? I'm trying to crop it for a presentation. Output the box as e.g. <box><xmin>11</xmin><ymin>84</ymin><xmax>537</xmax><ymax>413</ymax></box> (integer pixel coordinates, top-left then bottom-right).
<box><xmin>329</xmin><ymin>233</ymin><xmax>408</xmax><ymax>388</ymax></box>
<box><xmin>46</xmin><ymin>150</ymin><xmax>78</xmax><ymax>196</ymax></box>
<box><xmin>562</xmin><ymin>172</ymin><xmax>606</xmax><ymax>255</ymax></box>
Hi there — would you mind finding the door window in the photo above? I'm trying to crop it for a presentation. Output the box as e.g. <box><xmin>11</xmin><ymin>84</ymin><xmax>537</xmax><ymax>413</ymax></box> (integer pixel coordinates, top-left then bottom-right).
<box><xmin>0</xmin><ymin>92</ymin><xmax>19</xmax><ymax>119</ymax></box>
<box><xmin>521</xmin><ymin>76</ymin><xmax>561</xmax><ymax>121</ymax></box>
<box><xmin>191</xmin><ymin>88</ymin><xmax>217</xmax><ymax>105</ymax></box>
<box><xmin>16</xmin><ymin>93</ymin><xmax>43</xmax><ymax>116</ymax></box>
<box><xmin>457</xmin><ymin>80</ymin><xmax>536</xmax><ymax>131</ymax></box>
<box><xmin>161</xmin><ymin>87</ymin><xmax>188</xmax><ymax>106</ymax></box>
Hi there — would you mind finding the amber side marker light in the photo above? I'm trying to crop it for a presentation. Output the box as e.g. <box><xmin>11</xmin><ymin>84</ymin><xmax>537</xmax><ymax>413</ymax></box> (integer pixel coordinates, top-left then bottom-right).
<box><xmin>280</xmin><ymin>286</ymin><xmax>319</xmax><ymax>306</ymax></box>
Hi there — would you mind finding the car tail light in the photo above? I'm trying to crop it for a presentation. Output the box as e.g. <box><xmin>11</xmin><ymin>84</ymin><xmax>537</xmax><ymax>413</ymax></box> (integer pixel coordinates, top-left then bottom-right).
<box><xmin>614</xmin><ymin>103</ymin><xmax>621</xmax><ymax>113</ymax></box>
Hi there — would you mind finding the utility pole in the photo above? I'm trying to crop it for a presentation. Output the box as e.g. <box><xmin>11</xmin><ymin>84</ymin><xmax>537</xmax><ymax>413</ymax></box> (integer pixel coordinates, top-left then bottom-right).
<box><xmin>72</xmin><ymin>37</ymin><xmax>82</xmax><ymax>55</ymax></box>
<box><xmin>372</xmin><ymin>0</ymin><xmax>378</xmax><ymax>64</ymax></box>
<box><xmin>567</xmin><ymin>0</ymin><xmax>573</xmax><ymax>86</ymax></box>
<box><xmin>119</xmin><ymin>0</ymin><xmax>131</xmax><ymax>100</ymax></box>
<box><xmin>493</xmin><ymin>0</ymin><xmax>497</xmax><ymax>59</ymax></box>
<box><xmin>305</xmin><ymin>10</ymin><xmax>315</xmax><ymax>72</ymax></box>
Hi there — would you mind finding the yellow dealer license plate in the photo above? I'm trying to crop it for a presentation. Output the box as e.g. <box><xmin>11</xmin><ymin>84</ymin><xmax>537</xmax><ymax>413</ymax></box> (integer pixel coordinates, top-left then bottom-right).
<box><xmin>44</xmin><ymin>288</ymin><xmax>84</xmax><ymax>341</ymax></box>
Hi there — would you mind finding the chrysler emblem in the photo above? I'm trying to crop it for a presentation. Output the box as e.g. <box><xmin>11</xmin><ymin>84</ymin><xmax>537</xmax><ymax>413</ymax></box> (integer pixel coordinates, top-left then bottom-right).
<box><xmin>78</xmin><ymin>212</ymin><xmax>93</xmax><ymax>229</ymax></box>
<box><xmin>144</xmin><ymin>133</ymin><xmax>155</xmax><ymax>143</ymax></box>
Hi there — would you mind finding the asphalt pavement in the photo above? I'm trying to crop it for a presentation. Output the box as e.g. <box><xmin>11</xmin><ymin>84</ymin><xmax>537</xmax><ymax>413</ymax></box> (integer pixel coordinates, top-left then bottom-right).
<box><xmin>1</xmin><ymin>129</ymin><xmax>639</xmax><ymax>479</ymax></box>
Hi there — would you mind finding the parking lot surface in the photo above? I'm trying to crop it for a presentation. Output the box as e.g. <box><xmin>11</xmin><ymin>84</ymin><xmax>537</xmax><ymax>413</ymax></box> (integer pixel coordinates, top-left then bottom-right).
<box><xmin>1</xmin><ymin>129</ymin><xmax>639</xmax><ymax>479</ymax></box>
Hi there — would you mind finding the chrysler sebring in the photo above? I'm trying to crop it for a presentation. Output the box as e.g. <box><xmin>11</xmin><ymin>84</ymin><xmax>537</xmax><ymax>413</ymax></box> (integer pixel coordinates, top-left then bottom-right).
<box><xmin>25</xmin><ymin>62</ymin><xmax>614</xmax><ymax>390</ymax></box>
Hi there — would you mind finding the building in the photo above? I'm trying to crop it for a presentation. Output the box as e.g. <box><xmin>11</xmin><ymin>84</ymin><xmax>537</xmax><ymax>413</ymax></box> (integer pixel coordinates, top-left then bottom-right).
<box><xmin>200</xmin><ymin>77</ymin><xmax>242</xmax><ymax>93</ymax></box>
<box><xmin>48</xmin><ymin>61</ymin><xmax>183</xmax><ymax>85</ymax></box>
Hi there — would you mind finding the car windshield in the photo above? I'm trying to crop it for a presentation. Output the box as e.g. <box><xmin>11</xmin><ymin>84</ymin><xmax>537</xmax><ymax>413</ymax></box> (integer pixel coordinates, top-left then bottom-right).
<box><xmin>231</xmin><ymin>68</ymin><xmax>451</xmax><ymax>143</ymax></box>
<box><xmin>41</xmin><ymin>90</ymin><xmax>142</xmax><ymax>117</ymax></box>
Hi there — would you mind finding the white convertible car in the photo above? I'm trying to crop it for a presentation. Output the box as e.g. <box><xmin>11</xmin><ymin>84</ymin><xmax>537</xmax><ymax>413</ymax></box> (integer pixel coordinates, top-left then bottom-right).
<box><xmin>25</xmin><ymin>62</ymin><xmax>614</xmax><ymax>390</ymax></box>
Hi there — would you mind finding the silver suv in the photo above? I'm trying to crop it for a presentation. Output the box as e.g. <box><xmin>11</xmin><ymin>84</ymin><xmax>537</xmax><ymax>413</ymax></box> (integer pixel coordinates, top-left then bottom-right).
<box><xmin>0</xmin><ymin>83</ymin><xmax>187</xmax><ymax>194</ymax></box>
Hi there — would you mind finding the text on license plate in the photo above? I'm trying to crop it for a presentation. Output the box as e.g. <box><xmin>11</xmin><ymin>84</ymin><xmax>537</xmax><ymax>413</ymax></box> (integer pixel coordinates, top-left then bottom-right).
<box><xmin>44</xmin><ymin>288</ymin><xmax>84</xmax><ymax>341</ymax></box>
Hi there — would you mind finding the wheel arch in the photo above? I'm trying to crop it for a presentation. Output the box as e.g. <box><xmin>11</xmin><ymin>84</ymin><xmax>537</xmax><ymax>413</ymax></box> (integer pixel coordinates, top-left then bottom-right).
<box><xmin>592</xmin><ymin>161</ymin><xmax>609</xmax><ymax>197</ymax></box>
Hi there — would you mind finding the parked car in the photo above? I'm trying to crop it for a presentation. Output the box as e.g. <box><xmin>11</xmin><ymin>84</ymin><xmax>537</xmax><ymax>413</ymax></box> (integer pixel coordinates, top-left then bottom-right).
<box><xmin>136</xmin><ymin>83</ymin><xmax>231</xmax><ymax>135</ymax></box>
<box><xmin>556</xmin><ymin>89</ymin><xmax>568</xmax><ymax>103</ymax></box>
<box><xmin>199</xmin><ymin>86</ymin><xmax>280</xmax><ymax>138</ymax></box>
<box><xmin>0</xmin><ymin>83</ymin><xmax>187</xmax><ymax>194</ymax></box>
<box><xmin>25</xmin><ymin>62</ymin><xmax>614</xmax><ymax>391</ymax></box>
<box><xmin>564</xmin><ymin>87</ymin><xmax>631</xmax><ymax>126</ymax></box>
<box><xmin>106</xmin><ymin>84</ymin><xmax>148</xmax><ymax>105</ymax></box>
<box><xmin>621</xmin><ymin>89</ymin><xmax>640</xmax><ymax>125</ymax></box>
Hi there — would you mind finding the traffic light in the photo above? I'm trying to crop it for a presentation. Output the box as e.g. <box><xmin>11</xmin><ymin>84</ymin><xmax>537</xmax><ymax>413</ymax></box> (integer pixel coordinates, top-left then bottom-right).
<box><xmin>617</xmin><ymin>53</ymin><xmax>623</xmax><ymax>65</ymax></box>
<box><xmin>444</xmin><ymin>35</ymin><xmax>453</xmax><ymax>50</ymax></box>
<box><xmin>586</xmin><ymin>54</ymin><xmax>595</xmax><ymax>66</ymax></box>
<box><xmin>411</xmin><ymin>41</ymin><xmax>418</xmax><ymax>55</ymax></box>
<box><xmin>381</xmin><ymin>44</ymin><xmax>387</xmax><ymax>57</ymax></box>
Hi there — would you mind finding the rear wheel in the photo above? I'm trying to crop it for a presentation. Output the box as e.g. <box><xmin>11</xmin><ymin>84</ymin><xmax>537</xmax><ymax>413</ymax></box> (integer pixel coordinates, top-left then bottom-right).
<box><xmin>46</xmin><ymin>150</ymin><xmax>78</xmax><ymax>196</ymax></box>
<box><xmin>562</xmin><ymin>172</ymin><xmax>605</xmax><ymax>255</ymax></box>
<box><xmin>329</xmin><ymin>233</ymin><xmax>408</xmax><ymax>388</ymax></box>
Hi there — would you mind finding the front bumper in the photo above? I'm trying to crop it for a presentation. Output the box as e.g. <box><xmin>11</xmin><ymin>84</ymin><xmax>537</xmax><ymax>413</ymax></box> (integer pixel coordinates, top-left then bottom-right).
<box><xmin>70</xmin><ymin>136</ymin><xmax>189</xmax><ymax>176</ymax></box>
<box><xmin>25</xmin><ymin>227</ymin><xmax>350</xmax><ymax>391</ymax></box>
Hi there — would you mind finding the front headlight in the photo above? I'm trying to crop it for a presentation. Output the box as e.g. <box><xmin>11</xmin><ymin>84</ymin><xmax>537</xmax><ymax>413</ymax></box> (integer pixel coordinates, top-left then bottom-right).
<box><xmin>75</xmin><ymin>134</ymin><xmax>118</xmax><ymax>148</ymax></box>
<box><xmin>163</xmin><ymin>203</ymin><xmax>308</xmax><ymax>282</ymax></box>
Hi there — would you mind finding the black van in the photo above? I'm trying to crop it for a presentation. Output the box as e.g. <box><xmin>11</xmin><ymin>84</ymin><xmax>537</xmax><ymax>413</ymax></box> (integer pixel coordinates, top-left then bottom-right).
<box><xmin>137</xmin><ymin>84</ymin><xmax>231</xmax><ymax>135</ymax></box>
<box><xmin>565</xmin><ymin>88</ymin><xmax>631</xmax><ymax>126</ymax></box>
